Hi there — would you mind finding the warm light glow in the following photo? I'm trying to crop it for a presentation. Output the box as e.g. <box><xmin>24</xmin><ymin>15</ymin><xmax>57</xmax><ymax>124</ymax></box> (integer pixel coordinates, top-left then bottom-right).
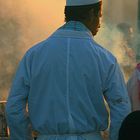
<box><xmin>0</xmin><ymin>0</ymin><xmax>139</xmax><ymax>100</ymax></box>
<box><xmin>0</xmin><ymin>1</ymin><xmax>66</xmax><ymax>100</ymax></box>
<box><xmin>24</xmin><ymin>0</ymin><xmax>65</xmax><ymax>36</ymax></box>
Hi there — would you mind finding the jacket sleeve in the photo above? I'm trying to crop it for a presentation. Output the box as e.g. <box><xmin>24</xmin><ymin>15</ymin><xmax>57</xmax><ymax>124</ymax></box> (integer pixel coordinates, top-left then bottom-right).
<box><xmin>5</xmin><ymin>52</ymin><xmax>33</xmax><ymax>140</ymax></box>
<box><xmin>103</xmin><ymin>60</ymin><xmax>131</xmax><ymax>140</ymax></box>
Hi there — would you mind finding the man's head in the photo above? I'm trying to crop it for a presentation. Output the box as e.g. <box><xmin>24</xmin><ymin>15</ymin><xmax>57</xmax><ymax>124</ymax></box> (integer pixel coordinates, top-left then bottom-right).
<box><xmin>65</xmin><ymin>0</ymin><xmax>102</xmax><ymax>36</ymax></box>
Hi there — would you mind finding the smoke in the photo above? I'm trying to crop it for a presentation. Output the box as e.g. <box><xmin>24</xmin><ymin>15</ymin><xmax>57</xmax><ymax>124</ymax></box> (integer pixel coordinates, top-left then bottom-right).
<box><xmin>0</xmin><ymin>1</ymin><xmax>24</xmax><ymax>100</ymax></box>
<box><xmin>0</xmin><ymin>0</ymin><xmax>65</xmax><ymax>100</ymax></box>
<box><xmin>0</xmin><ymin>0</ymin><xmax>139</xmax><ymax>100</ymax></box>
<box><xmin>95</xmin><ymin>22</ymin><xmax>139</xmax><ymax>82</ymax></box>
<box><xmin>95</xmin><ymin>0</ymin><xmax>139</xmax><ymax>82</ymax></box>
<box><xmin>96</xmin><ymin>23</ymin><xmax>123</xmax><ymax>67</ymax></box>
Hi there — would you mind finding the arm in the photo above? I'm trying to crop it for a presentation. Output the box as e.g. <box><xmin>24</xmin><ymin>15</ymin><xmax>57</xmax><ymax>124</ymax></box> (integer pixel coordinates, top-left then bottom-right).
<box><xmin>5</xmin><ymin>52</ymin><xmax>33</xmax><ymax>140</ymax></box>
<box><xmin>103</xmin><ymin>60</ymin><xmax>131</xmax><ymax>140</ymax></box>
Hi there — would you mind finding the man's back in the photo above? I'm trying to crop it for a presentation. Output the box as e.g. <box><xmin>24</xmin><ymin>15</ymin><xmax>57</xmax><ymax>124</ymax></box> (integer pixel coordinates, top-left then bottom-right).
<box><xmin>6</xmin><ymin>21</ymin><xmax>131</xmax><ymax>140</ymax></box>
<box><xmin>28</xmin><ymin>24</ymin><xmax>112</xmax><ymax>133</ymax></box>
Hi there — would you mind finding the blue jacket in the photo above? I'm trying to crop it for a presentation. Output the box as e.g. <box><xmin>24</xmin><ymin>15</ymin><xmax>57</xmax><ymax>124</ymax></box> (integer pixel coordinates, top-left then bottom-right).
<box><xmin>6</xmin><ymin>21</ymin><xmax>131</xmax><ymax>140</ymax></box>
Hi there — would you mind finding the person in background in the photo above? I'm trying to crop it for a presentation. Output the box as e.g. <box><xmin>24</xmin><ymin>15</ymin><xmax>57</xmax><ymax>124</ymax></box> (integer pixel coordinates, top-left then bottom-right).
<box><xmin>118</xmin><ymin>111</ymin><xmax>140</xmax><ymax>140</ymax></box>
<box><xmin>127</xmin><ymin>46</ymin><xmax>140</xmax><ymax>111</ymax></box>
<box><xmin>5</xmin><ymin>0</ymin><xmax>131</xmax><ymax>140</ymax></box>
<box><xmin>116</xmin><ymin>22</ymin><xmax>136</xmax><ymax>82</ymax></box>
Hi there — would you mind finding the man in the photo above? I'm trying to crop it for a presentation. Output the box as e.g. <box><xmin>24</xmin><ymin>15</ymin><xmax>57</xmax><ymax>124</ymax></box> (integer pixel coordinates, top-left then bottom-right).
<box><xmin>6</xmin><ymin>0</ymin><xmax>131</xmax><ymax>140</ymax></box>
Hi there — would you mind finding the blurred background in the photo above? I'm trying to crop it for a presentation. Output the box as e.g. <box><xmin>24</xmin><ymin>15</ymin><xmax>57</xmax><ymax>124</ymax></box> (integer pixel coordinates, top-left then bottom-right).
<box><xmin>0</xmin><ymin>0</ymin><xmax>140</xmax><ymax>100</ymax></box>
<box><xmin>0</xmin><ymin>0</ymin><xmax>140</xmax><ymax>139</ymax></box>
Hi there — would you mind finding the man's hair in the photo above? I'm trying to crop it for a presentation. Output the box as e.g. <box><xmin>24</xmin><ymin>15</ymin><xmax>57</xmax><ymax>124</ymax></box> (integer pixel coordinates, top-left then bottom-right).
<box><xmin>64</xmin><ymin>2</ymin><xmax>102</xmax><ymax>22</ymax></box>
